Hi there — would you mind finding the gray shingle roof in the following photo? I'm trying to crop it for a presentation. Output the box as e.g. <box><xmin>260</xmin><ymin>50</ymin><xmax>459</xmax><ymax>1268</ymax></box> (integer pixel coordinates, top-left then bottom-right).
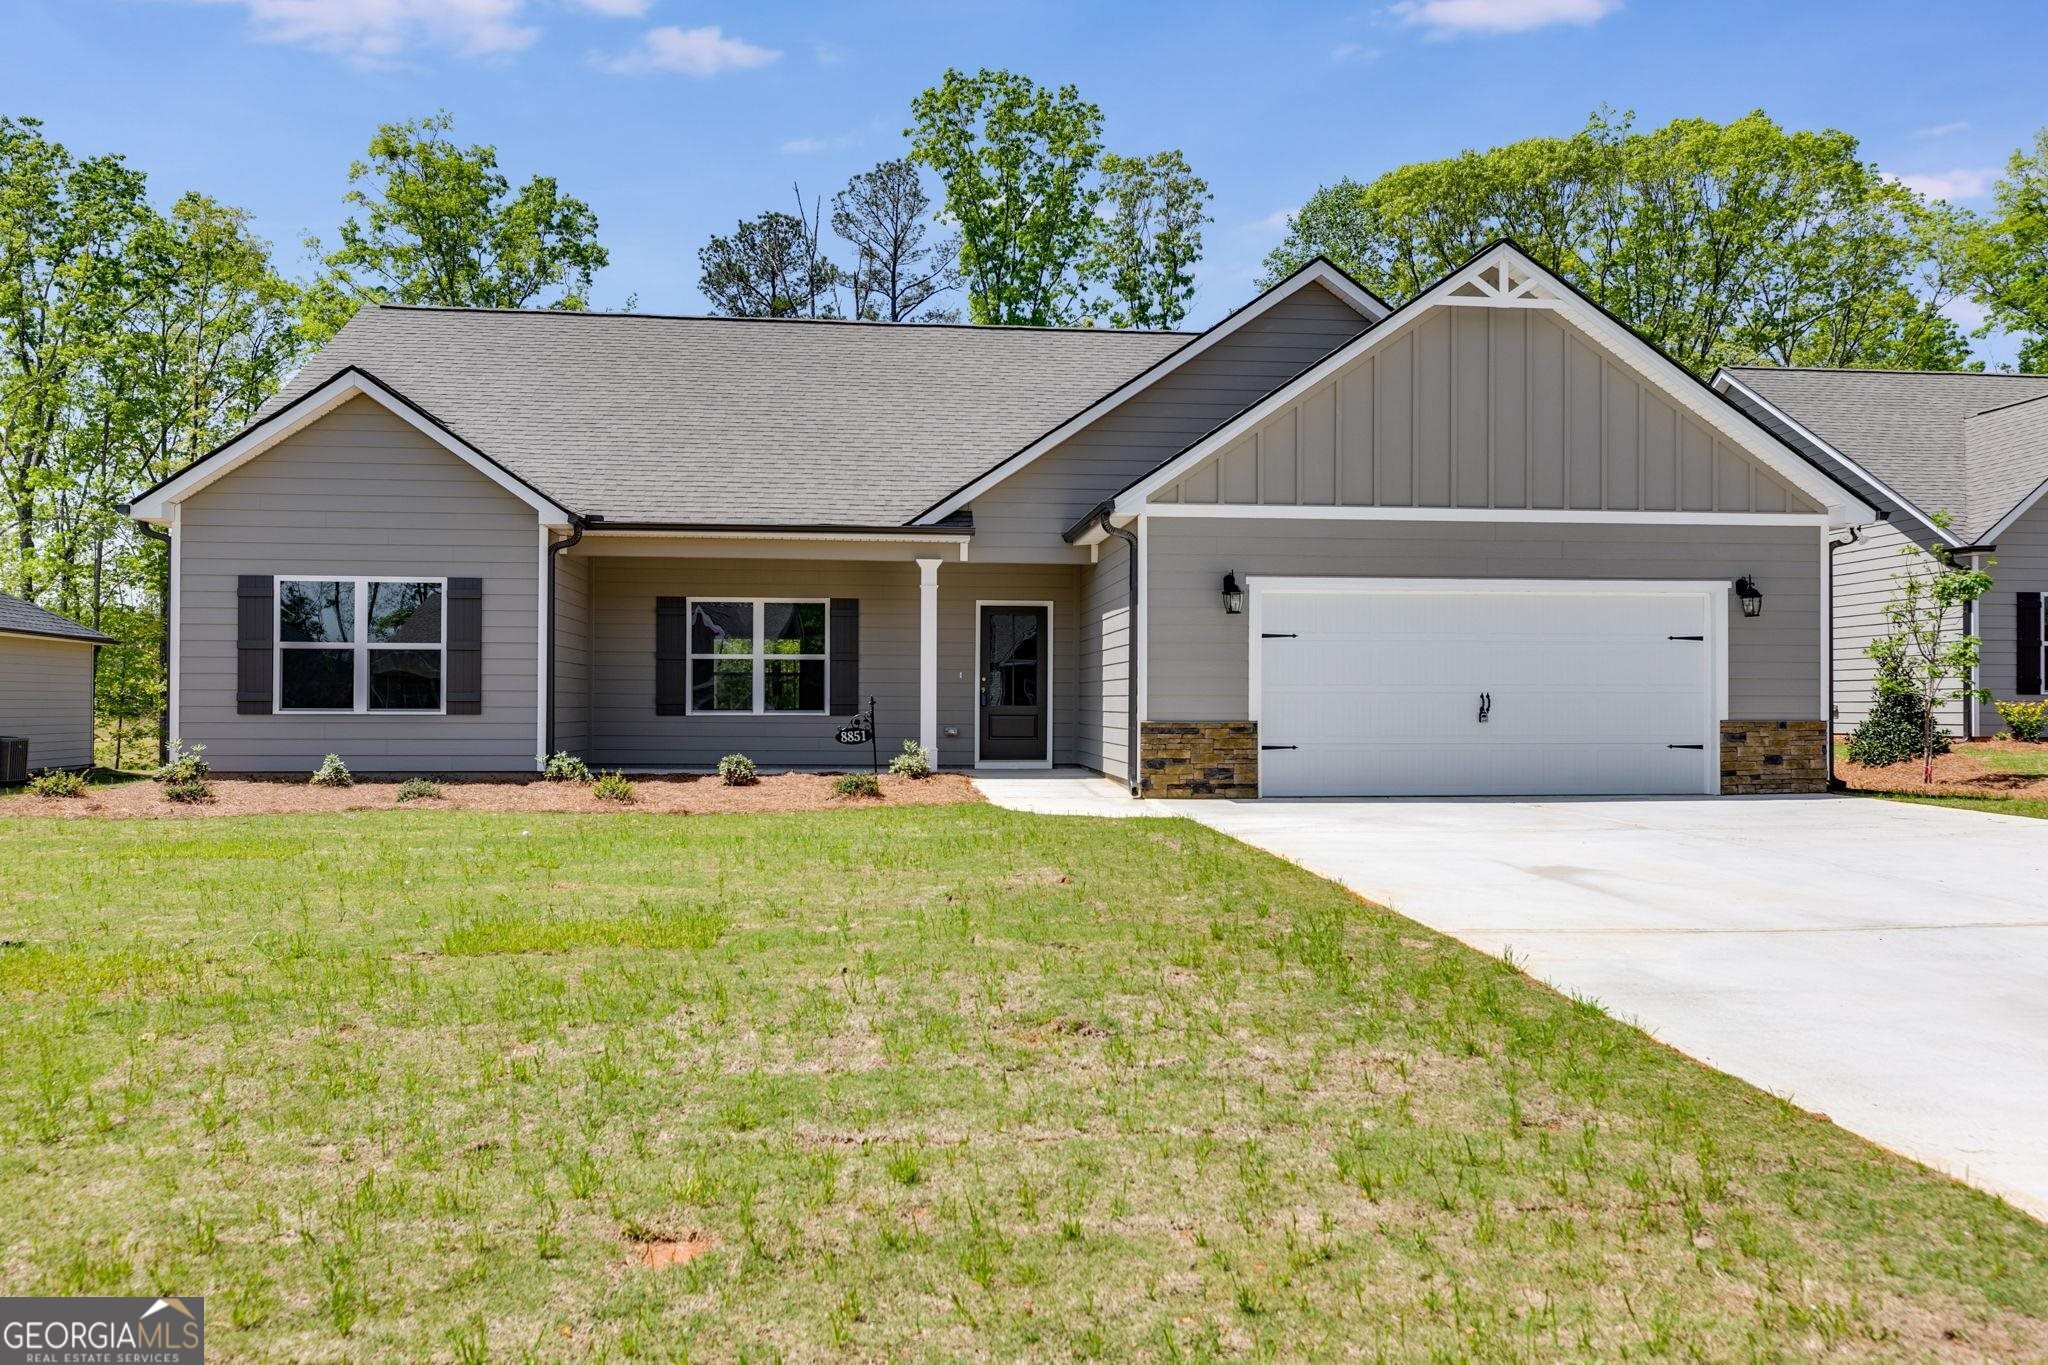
<box><xmin>0</xmin><ymin>593</ymin><xmax>113</xmax><ymax>644</ymax></box>
<box><xmin>262</xmin><ymin>306</ymin><xmax>1195</xmax><ymax>526</ymax></box>
<box><xmin>1723</xmin><ymin>367</ymin><xmax>2048</xmax><ymax>542</ymax></box>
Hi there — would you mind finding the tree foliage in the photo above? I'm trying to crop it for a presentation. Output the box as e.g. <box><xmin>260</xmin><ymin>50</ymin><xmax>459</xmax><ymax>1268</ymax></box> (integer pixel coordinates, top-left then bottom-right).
<box><xmin>1087</xmin><ymin>150</ymin><xmax>1211</xmax><ymax>329</ymax></box>
<box><xmin>1858</xmin><ymin>528</ymin><xmax>1992</xmax><ymax>782</ymax></box>
<box><xmin>1966</xmin><ymin>128</ymin><xmax>2048</xmax><ymax>371</ymax></box>
<box><xmin>832</xmin><ymin>159</ymin><xmax>958</xmax><ymax>322</ymax></box>
<box><xmin>305</xmin><ymin>111</ymin><xmax>608</xmax><ymax>341</ymax></box>
<box><xmin>1263</xmin><ymin>109</ymin><xmax>1973</xmax><ymax>375</ymax></box>
<box><xmin>698</xmin><ymin>188</ymin><xmax>844</xmax><ymax>319</ymax></box>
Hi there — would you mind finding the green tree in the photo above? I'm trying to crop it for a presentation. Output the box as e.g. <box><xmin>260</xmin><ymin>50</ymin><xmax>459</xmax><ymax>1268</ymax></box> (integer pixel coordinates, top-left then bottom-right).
<box><xmin>1967</xmin><ymin>127</ymin><xmax>2048</xmax><ymax>370</ymax></box>
<box><xmin>831</xmin><ymin>159</ymin><xmax>957</xmax><ymax>322</ymax></box>
<box><xmin>1862</xmin><ymin>525</ymin><xmax>1993</xmax><ymax>783</ymax></box>
<box><xmin>1264</xmin><ymin>109</ymin><xmax>1969</xmax><ymax>375</ymax></box>
<box><xmin>908</xmin><ymin>69</ymin><xmax>1103</xmax><ymax>325</ymax></box>
<box><xmin>1086</xmin><ymin>150</ymin><xmax>1211</xmax><ymax>329</ymax></box>
<box><xmin>306</xmin><ymin>111</ymin><xmax>608</xmax><ymax>340</ymax></box>
<box><xmin>699</xmin><ymin>189</ymin><xmax>844</xmax><ymax>318</ymax></box>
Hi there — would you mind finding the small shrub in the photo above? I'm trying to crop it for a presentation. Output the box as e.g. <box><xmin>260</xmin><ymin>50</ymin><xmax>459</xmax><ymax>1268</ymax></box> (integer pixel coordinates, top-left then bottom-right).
<box><xmin>592</xmin><ymin>770</ymin><xmax>636</xmax><ymax>803</ymax></box>
<box><xmin>887</xmin><ymin>740</ymin><xmax>932</xmax><ymax>779</ymax></box>
<box><xmin>163</xmin><ymin>778</ymin><xmax>212</xmax><ymax>804</ymax></box>
<box><xmin>1848</xmin><ymin>670</ymin><xmax>1950</xmax><ymax>768</ymax></box>
<box><xmin>717</xmin><ymin>753</ymin><xmax>758</xmax><ymax>786</ymax></box>
<box><xmin>395</xmin><ymin>778</ymin><xmax>443</xmax><ymax>803</ymax></box>
<box><xmin>309</xmin><ymin>753</ymin><xmax>354</xmax><ymax>787</ymax></box>
<box><xmin>832</xmin><ymin>772</ymin><xmax>881</xmax><ymax>799</ymax></box>
<box><xmin>27</xmin><ymin>769</ymin><xmax>86</xmax><ymax>798</ymax></box>
<box><xmin>1995</xmin><ymin>698</ymin><xmax>2048</xmax><ymax>743</ymax></box>
<box><xmin>537</xmin><ymin>751</ymin><xmax>591</xmax><ymax>783</ymax></box>
<box><xmin>153</xmin><ymin>740</ymin><xmax>209</xmax><ymax>784</ymax></box>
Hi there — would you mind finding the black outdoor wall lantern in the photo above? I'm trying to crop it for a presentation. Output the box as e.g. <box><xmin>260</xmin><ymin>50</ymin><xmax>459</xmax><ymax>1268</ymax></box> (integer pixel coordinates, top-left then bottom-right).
<box><xmin>1222</xmin><ymin>571</ymin><xmax>1246</xmax><ymax>615</ymax></box>
<box><xmin>1735</xmin><ymin>575</ymin><xmax>1764</xmax><ymax>618</ymax></box>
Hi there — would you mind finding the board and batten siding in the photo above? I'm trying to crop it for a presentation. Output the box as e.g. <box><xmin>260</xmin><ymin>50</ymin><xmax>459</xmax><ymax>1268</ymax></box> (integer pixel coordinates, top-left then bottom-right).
<box><xmin>586</xmin><ymin>557</ymin><xmax>1080</xmax><ymax>769</ymax></box>
<box><xmin>1829</xmin><ymin>518</ymin><xmax>1966</xmax><ymax>733</ymax></box>
<box><xmin>1146</xmin><ymin>518</ymin><xmax>1823</xmax><ymax>725</ymax></box>
<box><xmin>176</xmin><ymin>395</ymin><xmax>542</xmax><ymax>772</ymax></box>
<box><xmin>1155</xmin><ymin>307</ymin><xmax>1821</xmax><ymax>516</ymax></box>
<box><xmin>1077</xmin><ymin>536</ymin><xmax>1131</xmax><ymax>779</ymax></box>
<box><xmin>966</xmin><ymin>283</ymin><xmax>1373</xmax><ymax>561</ymax></box>
<box><xmin>1981</xmin><ymin>495</ymin><xmax>2048</xmax><ymax>715</ymax></box>
<box><xmin>0</xmin><ymin>634</ymin><xmax>97</xmax><ymax>770</ymax></box>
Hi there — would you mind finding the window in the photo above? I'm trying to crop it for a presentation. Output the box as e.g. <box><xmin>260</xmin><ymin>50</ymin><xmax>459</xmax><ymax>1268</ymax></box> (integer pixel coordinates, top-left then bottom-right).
<box><xmin>687</xmin><ymin>599</ymin><xmax>827</xmax><ymax>714</ymax></box>
<box><xmin>277</xmin><ymin>578</ymin><xmax>445</xmax><ymax>713</ymax></box>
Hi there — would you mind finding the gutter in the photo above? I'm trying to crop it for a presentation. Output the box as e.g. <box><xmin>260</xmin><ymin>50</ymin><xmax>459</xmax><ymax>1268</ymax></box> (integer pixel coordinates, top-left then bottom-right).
<box><xmin>544</xmin><ymin>514</ymin><xmax>592</xmax><ymax>756</ymax></box>
<box><xmin>128</xmin><ymin>510</ymin><xmax>173</xmax><ymax>766</ymax></box>
<box><xmin>1825</xmin><ymin>522</ymin><xmax>1865</xmax><ymax>789</ymax></box>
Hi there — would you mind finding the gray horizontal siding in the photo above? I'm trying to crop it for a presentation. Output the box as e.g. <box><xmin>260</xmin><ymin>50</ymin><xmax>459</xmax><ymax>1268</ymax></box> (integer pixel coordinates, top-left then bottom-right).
<box><xmin>1147</xmin><ymin>517</ymin><xmax>1822</xmax><ymax>724</ymax></box>
<box><xmin>177</xmin><ymin>396</ymin><xmax>541</xmax><ymax>772</ymax></box>
<box><xmin>554</xmin><ymin>553</ymin><xmax>591</xmax><ymax>756</ymax></box>
<box><xmin>1831</xmin><ymin>520</ymin><xmax>1966</xmax><ymax>733</ymax></box>
<box><xmin>967</xmin><ymin>283</ymin><xmax>1373</xmax><ymax>561</ymax></box>
<box><xmin>586</xmin><ymin>558</ymin><xmax>1080</xmax><ymax>769</ymax></box>
<box><xmin>1078</xmin><ymin>539</ymin><xmax>1131</xmax><ymax>779</ymax></box>
<box><xmin>0</xmin><ymin>634</ymin><xmax>96</xmax><ymax>770</ymax></box>
<box><xmin>1982</xmin><ymin>496</ymin><xmax>2048</xmax><ymax>714</ymax></box>
<box><xmin>1158</xmin><ymin>307</ymin><xmax>1819</xmax><ymax>515</ymax></box>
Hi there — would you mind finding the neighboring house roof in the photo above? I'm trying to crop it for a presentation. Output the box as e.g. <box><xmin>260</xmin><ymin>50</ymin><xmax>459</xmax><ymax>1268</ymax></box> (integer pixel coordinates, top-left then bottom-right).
<box><xmin>254</xmin><ymin>307</ymin><xmax>1194</xmax><ymax>526</ymax></box>
<box><xmin>0</xmin><ymin>592</ymin><xmax>114</xmax><ymax>645</ymax></box>
<box><xmin>1718</xmin><ymin>367</ymin><xmax>2048</xmax><ymax>544</ymax></box>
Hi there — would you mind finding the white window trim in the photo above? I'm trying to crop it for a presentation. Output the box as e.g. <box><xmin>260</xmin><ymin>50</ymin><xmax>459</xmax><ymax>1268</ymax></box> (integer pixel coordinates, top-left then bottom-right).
<box><xmin>973</xmin><ymin>599</ymin><xmax>1055</xmax><ymax>769</ymax></box>
<box><xmin>683</xmin><ymin>597</ymin><xmax>832</xmax><ymax>717</ymax></box>
<box><xmin>274</xmin><ymin>576</ymin><xmax>448</xmax><ymax>716</ymax></box>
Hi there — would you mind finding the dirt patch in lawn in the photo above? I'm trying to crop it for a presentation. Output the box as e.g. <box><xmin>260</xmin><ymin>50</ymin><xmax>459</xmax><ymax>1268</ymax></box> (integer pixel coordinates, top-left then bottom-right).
<box><xmin>1837</xmin><ymin>738</ymin><xmax>2048</xmax><ymax>798</ymax></box>
<box><xmin>7</xmin><ymin>770</ymin><xmax>981</xmax><ymax>818</ymax></box>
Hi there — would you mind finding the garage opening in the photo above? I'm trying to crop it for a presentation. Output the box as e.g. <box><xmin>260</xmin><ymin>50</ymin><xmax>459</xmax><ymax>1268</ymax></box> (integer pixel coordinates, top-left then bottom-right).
<box><xmin>1251</xmin><ymin>578</ymin><xmax>1726</xmax><ymax>798</ymax></box>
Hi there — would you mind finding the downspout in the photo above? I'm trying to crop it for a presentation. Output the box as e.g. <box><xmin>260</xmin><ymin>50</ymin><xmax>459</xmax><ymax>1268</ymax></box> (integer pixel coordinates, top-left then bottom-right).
<box><xmin>1825</xmin><ymin>522</ymin><xmax>1863</xmax><ymax>791</ymax></box>
<box><xmin>544</xmin><ymin>514</ymin><xmax>590</xmax><ymax>757</ymax></box>
<box><xmin>1102</xmin><ymin>519</ymin><xmax>1141</xmax><ymax>796</ymax></box>
<box><xmin>131</xmin><ymin>514</ymin><xmax>172</xmax><ymax>766</ymax></box>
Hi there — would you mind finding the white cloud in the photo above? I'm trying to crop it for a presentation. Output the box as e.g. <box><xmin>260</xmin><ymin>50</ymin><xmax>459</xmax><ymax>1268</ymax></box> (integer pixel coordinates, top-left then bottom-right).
<box><xmin>1330</xmin><ymin>41</ymin><xmax>1381</xmax><ymax>62</ymax></box>
<box><xmin>1911</xmin><ymin>120</ymin><xmax>1971</xmax><ymax>139</ymax></box>
<box><xmin>1245</xmin><ymin>207</ymin><xmax>1298</xmax><ymax>237</ymax></box>
<box><xmin>1889</xmin><ymin>167</ymin><xmax>2001</xmax><ymax>201</ymax></box>
<box><xmin>780</xmin><ymin>136</ymin><xmax>829</xmax><ymax>155</ymax></box>
<box><xmin>1390</xmin><ymin>0</ymin><xmax>1622</xmax><ymax>37</ymax></box>
<box><xmin>179</xmin><ymin>0</ymin><xmax>539</xmax><ymax>64</ymax></box>
<box><xmin>568</xmin><ymin>0</ymin><xmax>651</xmax><ymax>15</ymax></box>
<box><xmin>812</xmin><ymin>41</ymin><xmax>848</xmax><ymax>65</ymax></box>
<box><xmin>596</xmin><ymin>23</ymin><xmax>779</xmax><ymax>74</ymax></box>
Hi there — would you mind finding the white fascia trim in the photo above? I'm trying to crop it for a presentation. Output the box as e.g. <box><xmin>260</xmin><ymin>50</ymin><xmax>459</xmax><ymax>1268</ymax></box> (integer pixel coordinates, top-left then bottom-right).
<box><xmin>127</xmin><ymin>369</ymin><xmax>572</xmax><ymax>526</ymax></box>
<box><xmin>1976</xmin><ymin>473</ymin><xmax>2048</xmax><ymax>546</ymax></box>
<box><xmin>580</xmin><ymin>528</ymin><xmax>972</xmax><ymax>546</ymax></box>
<box><xmin>913</xmin><ymin>260</ymin><xmax>1387</xmax><ymax>526</ymax></box>
<box><xmin>536</xmin><ymin>525</ymin><xmax>550</xmax><ymax>769</ymax></box>
<box><xmin>168</xmin><ymin>503</ymin><xmax>181</xmax><ymax>747</ymax></box>
<box><xmin>1144</xmin><ymin>504</ymin><xmax>1836</xmax><ymax>528</ymax></box>
<box><xmin>1713</xmin><ymin>371</ymin><xmax>1956</xmax><ymax>547</ymax></box>
<box><xmin>1115</xmin><ymin>243</ymin><xmax>1874</xmax><ymax>525</ymax></box>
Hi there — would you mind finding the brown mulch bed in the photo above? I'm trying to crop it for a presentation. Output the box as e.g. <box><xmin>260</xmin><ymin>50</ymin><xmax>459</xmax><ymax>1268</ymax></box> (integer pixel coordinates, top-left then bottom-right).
<box><xmin>5</xmin><ymin>771</ymin><xmax>982</xmax><ymax>819</ymax></box>
<box><xmin>1836</xmin><ymin>737</ymin><xmax>2048</xmax><ymax>798</ymax></box>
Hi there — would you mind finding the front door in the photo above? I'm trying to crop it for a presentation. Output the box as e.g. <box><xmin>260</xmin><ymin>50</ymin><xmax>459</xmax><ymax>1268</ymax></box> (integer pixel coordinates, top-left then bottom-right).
<box><xmin>979</xmin><ymin>605</ymin><xmax>1048</xmax><ymax>763</ymax></box>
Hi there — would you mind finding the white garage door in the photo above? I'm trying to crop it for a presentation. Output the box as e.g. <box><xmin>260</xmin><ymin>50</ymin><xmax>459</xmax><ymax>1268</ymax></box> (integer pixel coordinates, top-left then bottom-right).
<box><xmin>1255</xmin><ymin>580</ymin><xmax>1721</xmax><ymax>798</ymax></box>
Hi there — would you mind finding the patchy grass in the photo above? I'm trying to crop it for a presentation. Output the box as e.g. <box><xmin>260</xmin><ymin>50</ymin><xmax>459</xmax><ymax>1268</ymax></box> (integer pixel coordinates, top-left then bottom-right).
<box><xmin>2</xmin><ymin>806</ymin><xmax>2045</xmax><ymax>1359</ymax></box>
<box><xmin>1866</xmin><ymin>792</ymin><xmax>2048</xmax><ymax>821</ymax></box>
<box><xmin>1978</xmin><ymin>746</ymin><xmax>2048</xmax><ymax>776</ymax></box>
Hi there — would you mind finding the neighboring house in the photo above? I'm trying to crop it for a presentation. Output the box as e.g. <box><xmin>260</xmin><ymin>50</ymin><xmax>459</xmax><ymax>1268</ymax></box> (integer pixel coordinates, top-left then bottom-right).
<box><xmin>1717</xmin><ymin>368</ymin><xmax>2048</xmax><ymax>738</ymax></box>
<box><xmin>0</xmin><ymin>593</ymin><xmax>113</xmax><ymax>775</ymax></box>
<box><xmin>124</xmin><ymin>242</ymin><xmax>1870</xmax><ymax>797</ymax></box>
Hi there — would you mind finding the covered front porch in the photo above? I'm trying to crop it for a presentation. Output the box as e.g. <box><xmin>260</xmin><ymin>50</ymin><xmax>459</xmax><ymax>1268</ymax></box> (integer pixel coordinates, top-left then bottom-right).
<box><xmin>550</xmin><ymin>532</ymin><xmax>1083</xmax><ymax>772</ymax></box>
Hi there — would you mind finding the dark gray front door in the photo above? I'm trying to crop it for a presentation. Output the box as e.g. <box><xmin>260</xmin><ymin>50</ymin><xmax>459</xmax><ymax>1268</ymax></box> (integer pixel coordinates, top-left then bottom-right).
<box><xmin>979</xmin><ymin>605</ymin><xmax>1047</xmax><ymax>762</ymax></box>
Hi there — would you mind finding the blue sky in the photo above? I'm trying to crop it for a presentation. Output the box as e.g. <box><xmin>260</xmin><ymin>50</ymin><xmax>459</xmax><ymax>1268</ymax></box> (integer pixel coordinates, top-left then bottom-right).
<box><xmin>8</xmin><ymin>0</ymin><xmax>2045</xmax><ymax>343</ymax></box>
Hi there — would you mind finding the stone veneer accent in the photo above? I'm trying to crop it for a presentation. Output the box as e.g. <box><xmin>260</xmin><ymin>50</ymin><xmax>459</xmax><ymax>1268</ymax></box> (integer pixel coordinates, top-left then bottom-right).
<box><xmin>1139</xmin><ymin>721</ymin><xmax>1258</xmax><ymax>798</ymax></box>
<box><xmin>1719</xmin><ymin>720</ymin><xmax>1827</xmax><ymax>794</ymax></box>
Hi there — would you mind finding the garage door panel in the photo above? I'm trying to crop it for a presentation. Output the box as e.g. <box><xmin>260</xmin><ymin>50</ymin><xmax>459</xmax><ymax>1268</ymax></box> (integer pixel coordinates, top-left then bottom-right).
<box><xmin>1255</xmin><ymin>582</ymin><xmax>1717</xmax><ymax>797</ymax></box>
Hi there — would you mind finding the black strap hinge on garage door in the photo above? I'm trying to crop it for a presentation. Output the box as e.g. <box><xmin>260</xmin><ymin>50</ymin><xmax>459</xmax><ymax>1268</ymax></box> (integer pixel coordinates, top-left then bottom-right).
<box><xmin>1668</xmin><ymin>743</ymin><xmax>1705</xmax><ymax>750</ymax></box>
<box><xmin>1261</xmin><ymin>744</ymin><xmax>1298</xmax><ymax>751</ymax></box>
<box><xmin>1260</xmin><ymin>632</ymin><xmax>1297</xmax><ymax>639</ymax></box>
<box><xmin>1667</xmin><ymin>634</ymin><xmax>1704</xmax><ymax>641</ymax></box>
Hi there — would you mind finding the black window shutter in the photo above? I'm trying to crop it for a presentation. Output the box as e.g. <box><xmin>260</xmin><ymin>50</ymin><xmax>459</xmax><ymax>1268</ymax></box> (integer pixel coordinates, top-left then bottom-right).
<box><xmin>655</xmin><ymin>596</ymin><xmax>690</xmax><ymax>715</ymax></box>
<box><xmin>2021</xmin><ymin>592</ymin><xmax>2044</xmax><ymax>696</ymax></box>
<box><xmin>236</xmin><ymin>574</ymin><xmax>273</xmax><ymax>715</ymax></box>
<box><xmin>446</xmin><ymin>578</ymin><xmax>483</xmax><ymax>714</ymax></box>
<box><xmin>829</xmin><ymin>598</ymin><xmax>860</xmax><ymax>715</ymax></box>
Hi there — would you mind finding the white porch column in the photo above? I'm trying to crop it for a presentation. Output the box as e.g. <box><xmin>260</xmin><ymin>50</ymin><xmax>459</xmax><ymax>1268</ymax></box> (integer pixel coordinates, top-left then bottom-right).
<box><xmin>916</xmin><ymin>557</ymin><xmax>941</xmax><ymax>761</ymax></box>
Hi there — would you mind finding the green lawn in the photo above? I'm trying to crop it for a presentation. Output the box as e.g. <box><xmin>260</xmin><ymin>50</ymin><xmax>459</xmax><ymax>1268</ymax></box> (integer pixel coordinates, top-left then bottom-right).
<box><xmin>1868</xmin><ymin>792</ymin><xmax>2048</xmax><ymax>820</ymax></box>
<box><xmin>1978</xmin><ymin>746</ymin><xmax>2048</xmax><ymax>776</ymax></box>
<box><xmin>2</xmin><ymin>807</ymin><xmax>2045</xmax><ymax>1359</ymax></box>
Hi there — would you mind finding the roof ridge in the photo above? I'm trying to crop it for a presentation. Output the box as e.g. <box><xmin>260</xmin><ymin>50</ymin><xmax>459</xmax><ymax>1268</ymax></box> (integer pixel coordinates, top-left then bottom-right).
<box><xmin>1970</xmin><ymin>387</ymin><xmax>2048</xmax><ymax>419</ymax></box>
<box><xmin>1727</xmin><ymin>364</ymin><xmax>2048</xmax><ymax>379</ymax></box>
<box><xmin>370</xmin><ymin>302</ymin><xmax>1199</xmax><ymax>337</ymax></box>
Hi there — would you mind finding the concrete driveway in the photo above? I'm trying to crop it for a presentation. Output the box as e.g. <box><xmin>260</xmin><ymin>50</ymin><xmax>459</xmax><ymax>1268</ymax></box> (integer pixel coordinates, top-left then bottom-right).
<box><xmin>975</xmin><ymin>777</ymin><xmax>2048</xmax><ymax>1218</ymax></box>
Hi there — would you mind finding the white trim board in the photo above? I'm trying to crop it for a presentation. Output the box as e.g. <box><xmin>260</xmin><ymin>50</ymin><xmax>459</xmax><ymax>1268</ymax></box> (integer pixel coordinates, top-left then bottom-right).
<box><xmin>1244</xmin><ymin>575</ymin><xmax>1732</xmax><ymax>798</ymax></box>
<box><xmin>914</xmin><ymin>259</ymin><xmax>1387</xmax><ymax>526</ymax></box>
<box><xmin>1113</xmin><ymin>243</ymin><xmax>1874</xmax><ymax>526</ymax></box>
<box><xmin>126</xmin><ymin>368</ymin><xmax>573</xmax><ymax>526</ymax></box>
<box><xmin>1142</xmin><ymin>504</ymin><xmax>1835</xmax><ymax>528</ymax></box>
<box><xmin>1978</xmin><ymin>473</ymin><xmax>2048</xmax><ymax>547</ymax></box>
<box><xmin>972</xmin><ymin>599</ymin><xmax>1055</xmax><ymax>769</ymax></box>
<box><xmin>1712</xmin><ymin>371</ymin><xmax>1957</xmax><ymax>547</ymax></box>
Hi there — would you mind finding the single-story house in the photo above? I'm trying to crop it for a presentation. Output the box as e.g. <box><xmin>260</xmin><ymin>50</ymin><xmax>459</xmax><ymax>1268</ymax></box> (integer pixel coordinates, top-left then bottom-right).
<box><xmin>0</xmin><ymin>592</ymin><xmax>114</xmax><ymax>776</ymax></box>
<box><xmin>123</xmin><ymin>241</ymin><xmax>1874</xmax><ymax>797</ymax></box>
<box><xmin>1716</xmin><ymin>368</ymin><xmax>2048</xmax><ymax>738</ymax></box>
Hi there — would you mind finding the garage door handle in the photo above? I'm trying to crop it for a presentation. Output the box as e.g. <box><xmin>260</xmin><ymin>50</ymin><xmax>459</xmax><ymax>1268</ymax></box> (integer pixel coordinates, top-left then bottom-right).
<box><xmin>1260</xmin><ymin>744</ymin><xmax>1298</xmax><ymax>751</ymax></box>
<box><xmin>1260</xmin><ymin>632</ymin><xmax>1297</xmax><ymax>639</ymax></box>
<box><xmin>1668</xmin><ymin>634</ymin><xmax>1704</xmax><ymax>641</ymax></box>
<box><xmin>1668</xmin><ymin>743</ymin><xmax>1704</xmax><ymax>750</ymax></box>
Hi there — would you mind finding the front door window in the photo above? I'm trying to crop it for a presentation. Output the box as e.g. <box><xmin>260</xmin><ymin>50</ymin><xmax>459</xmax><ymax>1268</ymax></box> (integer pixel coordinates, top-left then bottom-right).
<box><xmin>980</xmin><ymin>605</ymin><xmax>1048</xmax><ymax>762</ymax></box>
